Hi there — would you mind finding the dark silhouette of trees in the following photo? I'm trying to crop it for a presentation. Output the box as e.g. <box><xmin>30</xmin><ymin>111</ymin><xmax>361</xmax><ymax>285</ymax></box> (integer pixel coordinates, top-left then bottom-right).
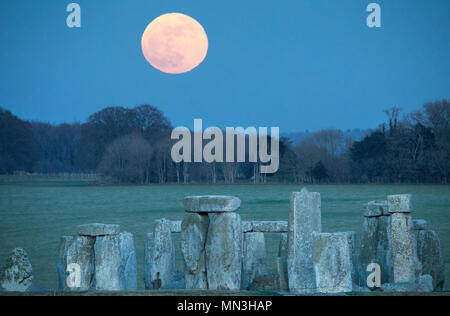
<box><xmin>31</xmin><ymin>122</ymin><xmax>81</xmax><ymax>173</ymax></box>
<box><xmin>1</xmin><ymin>100</ymin><xmax>448</xmax><ymax>184</ymax></box>
<box><xmin>0</xmin><ymin>107</ymin><xmax>37</xmax><ymax>173</ymax></box>
<box><xmin>77</xmin><ymin>105</ymin><xmax>172</xmax><ymax>171</ymax></box>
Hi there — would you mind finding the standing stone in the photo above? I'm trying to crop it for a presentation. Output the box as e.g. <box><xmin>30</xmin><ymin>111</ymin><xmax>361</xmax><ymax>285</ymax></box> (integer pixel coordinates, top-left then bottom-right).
<box><xmin>416</xmin><ymin>230</ymin><xmax>445</xmax><ymax>290</ymax></box>
<box><xmin>377</xmin><ymin>215</ymin><xmax>393</xmax><ymax>284</ymax></box>
<box><xmin>359</xmin><ymin>200</ymin><xmax>393</xmax><ymax>285</ymax></box>
<box><xmin>94</xmin><ymin>235</ymin><xmax>121</xmax><ymax>291</ymax></box>
<box><xmin>313</xmin><ymin>232</ymin><xmax>354</xmax><ymax>293</ymax></box>
<box><xmin>359</xmin><ymin>216</ymin><xmax>379</xmax><ymax>272</ymax></box>
<box><xmin>144</xmin><ymin>219</ymin><xmax>176</xmax><ymax>289</ymax></box>
<box><xmin>118</xmin><ymin>232</ymin><xmax>137</xmax><ymax>291</ymax></box>
<box><xmin>205</xmin><ymin>212</ymin><xmax>242</xmax><ymax>290</ymax></box>
<box><xmin>287</xmin><ymin>188</ymin><xmax>321</xmax><ymax>293</ymax></box>
<box><xmin>0</xmin><ymin>248</ymin><xmax>34</xmax><ymax>292</ymax></box>
<box><xmin>181</xmin><ymin>213</ymin><xmax>210</xmax><ymax>289</ymax></box>
<box><xmin>277</xmin><ymin>233</ymin><xmax>289</xmax><ymax>291</ymax></box>
<box><xmin>412</xmin><ymin>219</ymin><xmax>427</xmax><ymax>231</ymax></box>
<box><xmin>57</xmin><ymin>236</ymin><xmax>95</xmax><ymax>291</ymax></box>
<box><xmin>242</xmin><ymin>232</ymin><xmax>268</xmax><ymax>290</ymax></box>
<box><xmin>390</xmin><ymin>212</ymin><xmax>421</xmax><ymax>283</ymax></box>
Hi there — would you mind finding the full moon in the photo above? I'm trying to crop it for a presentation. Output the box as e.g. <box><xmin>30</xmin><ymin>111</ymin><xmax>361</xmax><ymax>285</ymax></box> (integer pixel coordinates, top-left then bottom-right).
<box><xmin>141</xmin><ymin>13</ymin><xmax>209</xmax><ymax>74</ymax></box>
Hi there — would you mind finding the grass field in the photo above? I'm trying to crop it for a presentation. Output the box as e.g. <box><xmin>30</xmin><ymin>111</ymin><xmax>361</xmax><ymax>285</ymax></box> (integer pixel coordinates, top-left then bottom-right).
<box><xmin>0</xmin><ymin>176</ymin><xmax>449</xmax><ymax>291</ymax></box>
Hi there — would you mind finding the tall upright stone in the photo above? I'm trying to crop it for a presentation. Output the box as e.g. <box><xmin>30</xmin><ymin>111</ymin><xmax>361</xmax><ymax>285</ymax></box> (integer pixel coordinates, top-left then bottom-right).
<box><xmin>57</xmin><ymin>236</ymin><xmax>95</xmax><ymax>291</ymax></box>
<box><xmin>242</xmin><ymin>232</ymin><xmax>268</xmax><ymax>290</ymax></box>
<box><xmin>118</xmin><ymin>232</ymin><xmax>137</xmax><ymax>291</ymax></box>
<box><xmin>181</xmin><ymin>213</ymin><xmax>210</xmax><ymax>289</ymax></box>
<box><xmin>94</xmin><ymin>235</ymin><xmax>121</xmax><ymax>291</ymax></box>
<box><xmin>277</xmin><ymin>233</ymin><xmax>289</xmax><ymax>291</ymax></box>
<box><xmin>144</xmin><ymin>219</ymin><xmax>176</xmax><ymax>289</ymax></box>
<box><xmin>388</xmin><ymin>194</ymin><xmax>421</xmax><ymax>283</ymax></box>
<box><xmin>287</xmin><ymin>188</ymin><xmax>321</xmax><ymax>293</ymax></box>
<box><xmin>205</xmin><ymin>212</ymin><xmax>242</xmax><ymax>290</ymax></box>
<box><xmin>359</xmin><ymin>200</ymin><xmax>393</xmax><ymax>284</ymax></box>
<box><xmin>360</xmin><ymin>215</ymin><xmax>379</xmax><ymax>270</ymax></box>
<box><xmin>377</xmin><ymin>214</ymin><xmax>393</xmax><ymax>283</ymax></box>
<box><xmin>313</xmin><ymin>232</ymin><xmax>355</xmax><ymax>293</ymax></box>
<box><xmin>416</xmin><ymin>230</ymin><xmax>445</xmax><ymax>290</ymax></box>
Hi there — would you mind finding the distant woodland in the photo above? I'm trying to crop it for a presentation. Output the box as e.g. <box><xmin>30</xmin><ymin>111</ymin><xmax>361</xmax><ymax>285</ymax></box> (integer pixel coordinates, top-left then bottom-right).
<box><xmin>0</xmin><ymin>100</ymin><xmax>448</xmax><ymax>184</ymax></box>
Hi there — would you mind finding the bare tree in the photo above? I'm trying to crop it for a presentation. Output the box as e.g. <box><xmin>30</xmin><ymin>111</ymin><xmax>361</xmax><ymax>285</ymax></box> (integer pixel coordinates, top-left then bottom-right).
<box><xmin>99</xmin><ymin>133</ymin><xmax>153</xmax><ymax>184</ymax></box>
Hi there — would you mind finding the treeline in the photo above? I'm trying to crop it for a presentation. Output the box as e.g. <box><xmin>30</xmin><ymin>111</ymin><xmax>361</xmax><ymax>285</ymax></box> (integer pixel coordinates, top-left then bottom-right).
<box><xmin>0</xmin><ymin>100</ymin><xmax>448</xmax><ymax>184</ymax></box>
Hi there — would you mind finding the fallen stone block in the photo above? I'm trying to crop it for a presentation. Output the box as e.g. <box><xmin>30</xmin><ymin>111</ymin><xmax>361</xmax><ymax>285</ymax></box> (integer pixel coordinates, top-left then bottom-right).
<box><xmin>184</xmin><ymin>195</ymin><xmax>241</xmax><ymax>213</ymax></box>
<box><xmin>78</xmin><ymin>223</ymin><xmax>120</xmax><ymax>237</ymax></box>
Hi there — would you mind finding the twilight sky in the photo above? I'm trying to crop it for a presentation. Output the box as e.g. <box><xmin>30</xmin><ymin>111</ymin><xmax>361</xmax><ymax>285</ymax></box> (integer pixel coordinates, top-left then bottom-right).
<box><xmin>0</xmin><ymin>0</ymin><xmax>449</xmax><ymax>132</ymax></box>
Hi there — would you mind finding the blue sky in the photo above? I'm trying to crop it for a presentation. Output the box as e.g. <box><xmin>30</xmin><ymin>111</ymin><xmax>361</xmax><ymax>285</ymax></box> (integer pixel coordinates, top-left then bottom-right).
<box><xmin>0</xmin><ymin>0</ymin><xmax>449</xmax><ymax>132</ymax></box>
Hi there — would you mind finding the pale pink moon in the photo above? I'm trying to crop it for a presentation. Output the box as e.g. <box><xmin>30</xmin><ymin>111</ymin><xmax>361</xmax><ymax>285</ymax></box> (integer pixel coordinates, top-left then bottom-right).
<box><xmin>141</xmin><ymin>13</ymin><xmax>209</xmax><ymax>74</ymax></box>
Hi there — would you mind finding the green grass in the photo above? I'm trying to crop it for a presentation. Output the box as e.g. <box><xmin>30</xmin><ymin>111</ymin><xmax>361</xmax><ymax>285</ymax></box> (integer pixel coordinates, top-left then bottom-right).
<box><xmin>0</xmin><ymin>176</ymin><xmax>449</xmax><ymax>291</ymax></box>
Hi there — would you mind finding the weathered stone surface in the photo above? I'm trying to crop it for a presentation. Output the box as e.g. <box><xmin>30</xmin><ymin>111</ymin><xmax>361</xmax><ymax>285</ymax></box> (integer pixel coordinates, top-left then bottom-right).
<box><xmin>57</xmin><ymin>236</ymin><xmax>95</xmax><ymax>291</ymax></box>
<box><xmin>0</xmin><ymin>248</ymin><xmax>33</xmax><ymax>292</ymax></box>
<box><xmin>242</xmin><ymin>232</ymin><xmax>268</xmax><ymax>290</ymax></box>
<box><xmin>164</xmin><ymin>270</ymin><xmax>186</xmax><ymax>290</ymax></box>
<box><xmin>205</xmin><ymin>212</ymin><xmax>242</xmax><ymax>290</ymax></box>
<box><xmin>388</xmin><ymin>194</ymin><xmax>412</xmax><ymax>213</ymax></box>
<box><xmin>412</xmin><ymin>219</ymin><xmax>427</xmax><ymax>231</ymax></box>
<box><xmin>416</xmin><ymin>230</ymin><xmax>445</xmax><ymax>290</ymax></box>
<box><xmin>377</xmin><ymin>215</ymin><xmax>393</xmax><ymax>284</ymax></box>
<box><xmin>364</xmin><ymin>201</ymin><xmax>388</xmax><ymax>217</ymax></box>
<box><xmin>360</xmin><ymin>216</ymin><xmax>379</xmax><ymax>271</ymax></box>
<box><xmin>390</xmin><ymin>213</ymin><xmax>421</xmax><ymax>283</ymax></box>
<box><xmin>144</xmin><ymin>219</ymin><xmax>176</xmax><ymax>289</ymax></box>
<box><xmin>118</xmin><ymin>232</ymin><xmax>137</xmax><ymax>291</ymax></box>
<box><xmin>184</xmin><ymin>196</ymin><xmax>241</xmax><ymax>213</ymax></box>
<box><xmin>241</xmin><ymin>221</ymin><xmax>253</xmax><ymax>233</ymax></box>
<box><xmin>252</xmin><ymin>274</ymin><xmax>279</xmax><ymax>291</ymax></box>
<box><xmin>277</xmin><ymin>233</ymin><xmax>289</xmax><ymax>291</ymax></box>
<box><xmin>347</xmin><ymin>231</ymin><xmax>363</xmax><ymax>288</ymax></box>
<box><xmin>78</xmin><ymin>223</ymin><xmax>120</xmax><ymax>236</ymax></box>
<box><xmin>288</xmin><ymin>188</ymin><xmax>321</xmax><ymax>293</ymax></box>
<box><xmin>313</xmin><ymin>232</ymin><xmax>355</xmax><ymax>293</ymax></box>
<box><xmin>381</xmin><ymin>275</ymin><xmax>433</xmax><ymax>293</ymax></box>
<box><xmin>94</xmin><ymin>235</ymin><xmax>121</xmax><ymax>290</ymax></box>
<box><xmin>242</xmin><ymin>221</ymin><xmax>288</xmax><ymax>233</ymax></box>
<box><xmin>181</xmin><ymin>213</ymin><xmax>210</xmax><ymax>289</ymax></box>
<box><xmin>170</xmin><ymin>220</ymin><xmax>182</xmax><ymax>233</ymax></box>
